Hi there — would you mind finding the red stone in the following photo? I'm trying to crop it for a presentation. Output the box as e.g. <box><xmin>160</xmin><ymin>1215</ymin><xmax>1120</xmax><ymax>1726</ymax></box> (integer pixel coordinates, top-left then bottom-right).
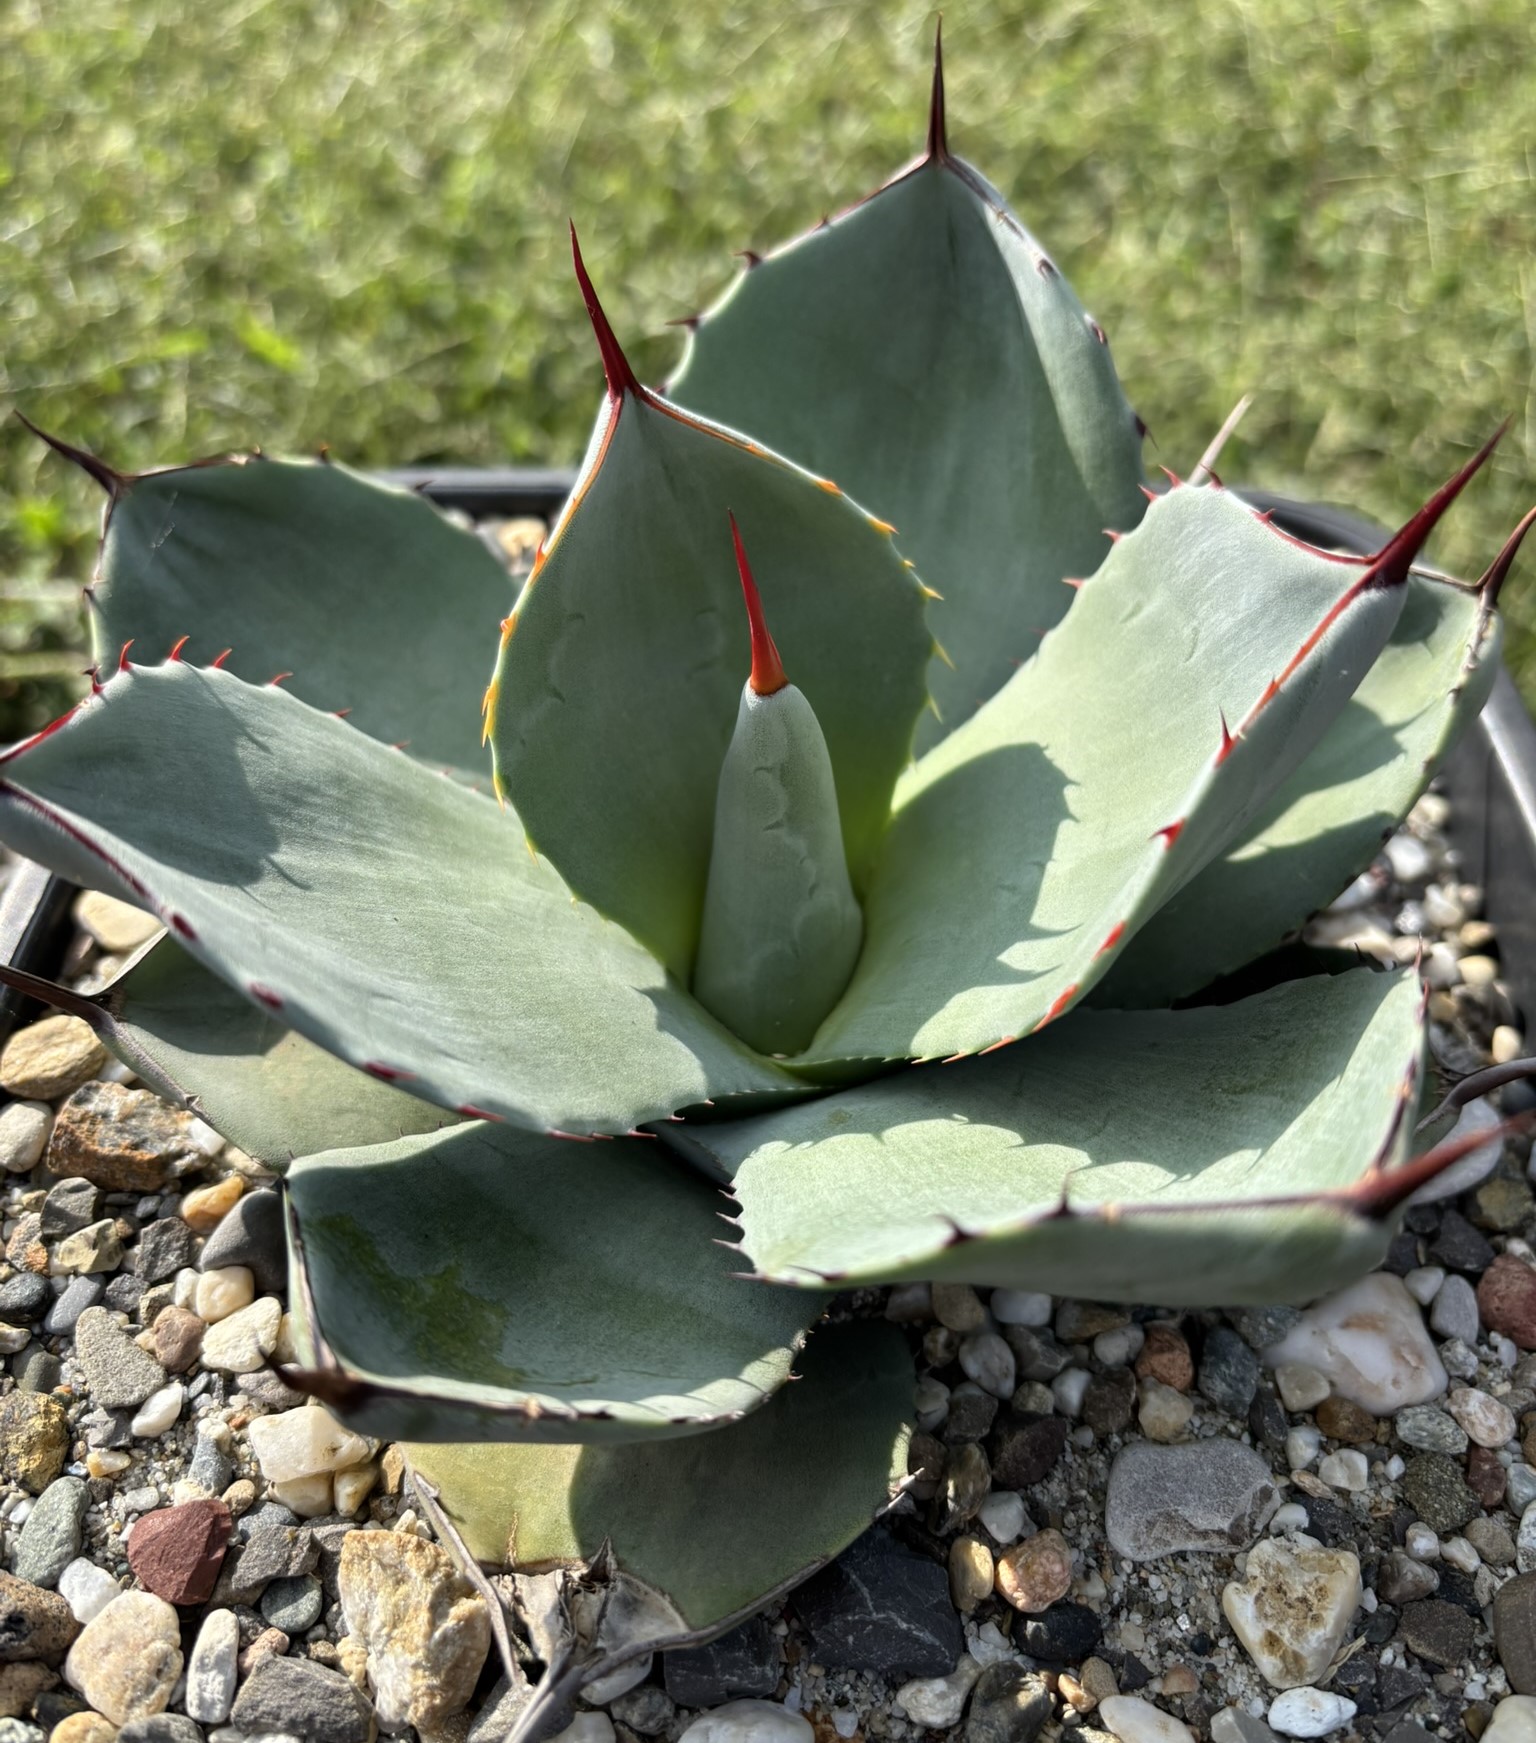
<box><xmin>1467</xmin><ymin>1444</ymin><xmax>1507</xmax><ymax>1509</ymax></box>
<box><xmin>1477</xmin><ymin>1254</ymin><xmax>1536</xmax><ymax>1349</ymax></box>
<box><xmin>127</xmin><ymin>1499</ymin><xmax>233</xmax><ymax>1605</ymax></box>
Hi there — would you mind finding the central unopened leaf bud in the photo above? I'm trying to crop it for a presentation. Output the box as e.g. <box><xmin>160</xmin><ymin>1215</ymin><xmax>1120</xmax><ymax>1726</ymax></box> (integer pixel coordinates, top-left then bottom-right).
<box><xmin>692</xmin><ymin>516</ymin><xmax>864</xmax><ymax>1055</ymax></box>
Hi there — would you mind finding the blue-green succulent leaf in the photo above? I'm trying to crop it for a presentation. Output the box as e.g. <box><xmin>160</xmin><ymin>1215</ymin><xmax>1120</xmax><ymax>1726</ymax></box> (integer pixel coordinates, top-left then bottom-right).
<box><xmin>696</xmin><ymin>968</ymin><xmax>1427</xmax><ymax>1302</ymax></box>
<box><xmin>669</xmin><ymin>149</ymin><xmax>1146</xmax><ymax>752</ymax></box>
<box><xmin>285</xmin><ymin>1122</ymin><xmax>826</xmax><ymax>1443</ymax></box>
<box><xmin>0</xmin><ymin>664</ymin><xmax>801</xmax><ymax>1133</ymax></box>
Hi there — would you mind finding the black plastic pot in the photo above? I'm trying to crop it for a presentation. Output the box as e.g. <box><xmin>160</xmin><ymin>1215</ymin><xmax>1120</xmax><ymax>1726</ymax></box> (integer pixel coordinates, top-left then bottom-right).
<box><xmin>2</xmin><ymin>476</ymin><xmax>1533</xmax><ymax>1038</ymax></box>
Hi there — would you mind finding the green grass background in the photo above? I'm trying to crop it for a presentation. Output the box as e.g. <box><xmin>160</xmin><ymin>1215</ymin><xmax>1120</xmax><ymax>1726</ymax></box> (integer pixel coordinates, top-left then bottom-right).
<box><xmin>3</xmin><ymin>0</ymin><xmax>1534</xmax><ymax>737</ymax></box>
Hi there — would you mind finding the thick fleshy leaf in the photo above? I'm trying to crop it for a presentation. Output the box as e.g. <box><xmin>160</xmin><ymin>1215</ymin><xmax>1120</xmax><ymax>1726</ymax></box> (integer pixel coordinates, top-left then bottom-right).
<box><xmin>0</xmin><ymin>939</ymin><xmax>455</xmax><ymax>1167</ymax></box>
<box><xmin>0</xmin><ymin>664</ymin><xmax>800</xmax><ymax>1133</ymax></box>
<box><xmin>669</xmin><ymin>152</ymin><xmax>1147</xmax><ymax>751</ymax></box>
<box><xmin>797</xmin><ymin>483</ymin><xmax>1430</xmax><ymax>1068</ymax></box>
<box><xmin>488</xmin><ymin>370</ymin><xmax>932</xmax><ymax>980</ymax></box>
<box><xmin>284</xmin><ymin>1123</ymin><xmax>825</xmax><ymax>1443</ymax></box>
<box><xmin>1096</xmin><ymin>580</ymin><xmax>1501</xmax><ymax>1006</ymax></box>
<box><xmin>406</xmin><ymin>1320</ymin><xmax>911</xmax><ymax>1630</ymax></box>
<box><xmin>88</xmin><ymin>455</ymin><xmax>513</xmax><ymax>784</ymax></box>
<box><xmin>698</xmin><ymin>968</ymin><xmax>1427</xmax><ymax>1302</ymax></box>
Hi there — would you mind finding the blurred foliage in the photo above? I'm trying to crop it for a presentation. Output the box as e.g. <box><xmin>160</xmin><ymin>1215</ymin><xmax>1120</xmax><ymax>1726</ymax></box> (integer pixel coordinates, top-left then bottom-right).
<box><xmin>3</xmin><ymin>0</ymin><xmax>1534</xmax><ymax>740</ymax></box>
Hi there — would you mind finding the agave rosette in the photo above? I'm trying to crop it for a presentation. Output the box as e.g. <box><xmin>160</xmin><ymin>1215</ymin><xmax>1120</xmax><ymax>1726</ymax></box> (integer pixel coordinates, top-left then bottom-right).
<box><xmin>2</xmin><ymin>47</ymin><xmax>1530</xmax><ymax>1636</ymax></box>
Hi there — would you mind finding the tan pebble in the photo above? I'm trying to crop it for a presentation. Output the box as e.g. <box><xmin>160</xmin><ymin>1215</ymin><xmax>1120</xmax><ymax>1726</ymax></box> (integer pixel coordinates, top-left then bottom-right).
<box><xmin>1460</xmin><ymin>954</ymin><xmax>1500</xmax><ymax>989</ymax></box>
<box><xmin>1080</xmin><ymin>1657</ymin><xmax>1119</xmax><ymax>1703</ymax></box>
<box><xmin>221</xmin><ymin>1478</ymin><xmax>258</xmax><ymax>1517</ymax></box>
<box><xmin>86</xmin><ymin>1450</ymin><xmax>132</xmax><ymax>1479</ymax></box>
<box><xmin>180</xmin><ymin>1175</ymin><xmax>244</xmax><ymax>1233</ymax></box>
<box><xmin>996</xmin><ymin>1527</ymin><xmax>1073</xmax><ymax>1613</ymax></box>
<box><xmin>1460</xmin><ymin>919</ymin><xmax>1496</xmax><ymax>949</ymax></box>
<box><xmin>150</xmin><ymin>1304</ymin><xmax>206</xmax><ymax>1374</ymax></box>
<box><xmin>948</xmin><ymin>1536</ymin><xmax>994</xmax><ymax>1613</ymax></box>
<box><xmin>74</xmin><ymin>890</ymin><xmax>162</xmax><ymax>954</ymax></box>
<box><xmin>335</xmin><ymin>1461</ymin><xmax>381</xmax><ymax>1516</ymax></box>
<box><xmin>0</xmin><ymin>1015</ymin><xmax>107</xmax><ymax>1101</ymax></box>
<box><xmin>1428</xmin><ymin>991</ymin><xmax>1459</xmax><ymax>1025</ymax></box>
<box><xmin>1493</xmin><ymin>1025</ymin><xmax>1526</xmax><ymax>1066</ymax></box>
<box><xmin>0</xmin><ymin>1657</ymin><xmax>59</xmax><ymax>1718</ymax></box>
<box><xmin>336</xmin><ymin>1632</ymin><xmax>370</xmax><ymax>1689</ymax></box>
<box><xmin>1058</xmin><ymin>1672</ymin><xmax>1095</xmax><ymax>1713</ymax></box>
<box><xmin>48</xmin><ymin>1714</ymin><xmax>118</xmax><ymax>1743</ymax></box>
<box><xmin>931</xmin><ymin>1283</ymin><xmax>987</xmax><ymax>1333</ymax></box>
<box><xmin>380</xmin><ymin>1443</ymin><xmax>408</xmax><ymax>1496</ymax></box>
<box><xmin>238</xmin><ymin>1626</ymin><xmax>289</xmax><ymax>1676</ymax></box>
<box><xmin>1160</xmin><ymin>1663</ymin><xmax>1199</xmax><ymax>1697</ymax></box>
<box><xmin>64</xmin><ymin>1590</ymin><xmax>181</xmax><ymax>1727</ymax></box>
<box><xmin>1137</xmin><ymin>1377</ymin><xmax>1193</xmax><ymax>1443</ymax></box>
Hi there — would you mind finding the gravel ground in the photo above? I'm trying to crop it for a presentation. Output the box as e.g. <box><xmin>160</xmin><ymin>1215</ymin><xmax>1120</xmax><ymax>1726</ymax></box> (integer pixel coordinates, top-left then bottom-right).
<box><xmin>0</xmin><ymin>744</ymin><xmax>1533</xmax><ymax>1743</ymax></box>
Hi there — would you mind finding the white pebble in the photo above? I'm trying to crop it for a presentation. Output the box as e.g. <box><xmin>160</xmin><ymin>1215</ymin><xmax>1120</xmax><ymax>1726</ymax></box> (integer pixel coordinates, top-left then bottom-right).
<box><xmin>1274</xmin><ymin>1363</ymin><xmax>1330</xmax><ymax>1413</ymax></box>
<box><xmin>192</xmin><ymin>1265</ymin><xmax>255</xmax><ymax>1323</ymax></box>
<box><xmin>1406</xmin><ymin>1523</ymin><xmax>1440</xmax><ymax>1561</ymax></box>
<box><xmin>246</xmin><ymin>1402</ymin><xmax>372</xmax><ymax>1482</ymax></box>
<box><xmin>1094</xmin><ymin>1324</ymin><xmax>1145</xmax><ymax>1367</ymax></box>
<box><xmin>1442</xmin><ymin>1535</ymin><xmax>1481</xmax><ymax>1574</ymax></box>
<box><xmin>1493</xmin><ymin>1026</ymin><xmax>1525</xmax><ymax>1066</ymax></box>
<box><xmin>172</xmin><ymin>1266</ymin><xmax>199</xmax><ymax>1311</ymax></box>
<box><xmin>57</xmin><ymin>1557</ymin><xmax>121</xmax><ymax>1624</ymax></box>
<box><xmin>1484</xmin><ymin>1696</ymin><xmax>1536</xmax><ymax>1743</ymax></box>
<box><xmin>185</xmin><ymin>1606</ymin><xmax>239</xmax><ymax>1724</ymax></box>
<box><xmin>0</xmin><ymin>1100</ymin><xmax>51</xmax><ymax>1173</ymax></box>
<box><xmin>1449</xmin><ymin>1386</ymin><xmax>1517</xmax><ymax>1449</ymax></box>
<box><xmin>199</xmin><ymin>1295</ymin><xmax>281</xmax><ymax>1372</ymax></box>
<box><xmin>1269</xmin><ymin>1503</ymin><xmax>1311</xmax><ymax>1535</ymax></box>
<box><xmin>1268</xmin><ymin>1689</ymin><xmax>1357</xmax><ymax>1738</ymax></box>
<box><xmin>1287</xmin><ymin>1426</ymin><xmax>1322</xmax><ymax>1470</ymax></box>
<box><xmin>130</xmin><ymin>1381</ymin><xmax>185</xmax><ymax>1439</ymax></box>
<box><xmin>553</xmin><ymin>1717</ymin><xmax>618</xmax><ymax>1743</ymax></box>
<box><xmin>977</xmin><ymin>1490</ymin><xmax>1029</xmax><ymax>1544</ymax></box>
<box><xmin>1052</xmin><ymin>1368</ymin><xmax>1090</xmax><ymax>1417</ymax></box>
<box><xmin>990</xmin><ymin>1289</ymin><xmax>1052</xmax><ymax>1326</ymax></box>
<box><xmin>896</xmin><ymin>1659</ymin><xmax>981</xmax><ymax>1729</ymax></box>
<box><xmin>1404</xmin><ymin>1267</ymin><xmax>1446</xmax><ymax>1306</ymax></box>
<box><xmin>1422</xmin><ymin>942</ymin><xmax>1461</xmax><ymax>988</ymax></box>
<box><xmin>1317</xmin><ymin>1450</ymin><xmax>1368</xmax><ymax>1492</ymax></box>
<box><xmin>185</xmin><ymin>1116</ymin><xmax>227</xmax><ymax>1158</ymax></box>
<box><xmin>959</xmin><ymin>1332</ymin><xmax>1017</xmax><ymax>1399</ymax></box>
<box><xmin>1263</xmin><ymin>1275</ymin><xmax>1446</xmax><ymax>1415</ymax></box>
<box><xmin>678</xmin><ymin>1701</ymin><xmax>815</xmax><ymax>1743</ymax></box>
<box><xmin>1384</xmin><ymin>833</ymin><xmax>1433</xmax><ymax>885</ymax></box>
<box><xmin>267</xmin><ymin>1472</ymin><xmax>336</xmax><ymax>1517</ymax></box>
<box><xmin>1099</xmin><ymin>1695</ymin><xmax>1195</xmax><ymax>1743</ymax></box>
<box><xmin>1385</xmin><ymin>1455</ymin><xmax>1405</xmax><ymax>1480</ymax></box>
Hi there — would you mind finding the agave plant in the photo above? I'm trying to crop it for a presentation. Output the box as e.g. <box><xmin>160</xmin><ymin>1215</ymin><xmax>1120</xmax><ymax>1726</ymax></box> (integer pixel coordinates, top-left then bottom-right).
<box><xmin>3</xmin><ymin>33</ymin><xmax>1532</xmax><ymax>1706</ymax></box>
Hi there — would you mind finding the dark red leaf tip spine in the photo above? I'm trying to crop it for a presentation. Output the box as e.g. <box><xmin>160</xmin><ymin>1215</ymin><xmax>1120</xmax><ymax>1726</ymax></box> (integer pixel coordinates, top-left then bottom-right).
<box><xmin>728</xmin><ymin>513</ymin><xmax>789</xmax><ymax>696</ymax></box>
<box><xmin>569</xmin><ymin>222</ymin><xmax>645</xmax><ymax>405</ymax></box>
<box><xmin>1479</xmin><ymin>504</ymin><xmax>1536</xmax><ymax>609</ymax></box>
<box><xmin>15</xmin><ymin>412</ymin><xmax>126</xmax><ymax>497</ymax></box>
<box><xmin>926</xmin><ymin>17</ymin><xmax>949</xmax><ymax>163</ymax></box>
<box><xmin>1362</xmin><ymin>422</ymin><xmax>1508</xmax><ymax>593</ymax></box>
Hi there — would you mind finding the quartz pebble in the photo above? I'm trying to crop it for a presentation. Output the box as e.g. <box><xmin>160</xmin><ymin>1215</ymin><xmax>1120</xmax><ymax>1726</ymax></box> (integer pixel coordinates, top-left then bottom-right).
<box><xmin>57</xmin><ymin>1557</ymin><xmax>121</xmax><ymax>1625</ymax></box>
<box><xmin>75</xmin><ymin>890</ymin><xmax>160</xmax><ymax>952</ymax></box>
<box><xmin>0</xmin><ymin>1101</ymin><xmax>51</xmax><ymax>1174</ymax></box>
<box><xmin>1262</xmin><ymin>1274</ymin><xmax>1446</xmax><ymax>1414</ymax></box>
<box><xmin>338</xmin><ymin>1527</ymin><xmax>490</xmax><ymax>1730</ymax></box>
<box><xmin>198</xmin><ymin>1294</ymin><xmax>281</xmax><ymax>1371</ymax></box>
<box><xmin>63</xmin><ymin>1590</ymin><xmax>182</xmax><ymax>1726</ymax></box>
<box><xmin>1222</xmin><ymin>1539</ymin><xmax>1361</xmax><ymax>1688</ymax></box>
<box><xmin>1137</xmin><ymin>1378</ymin><xmax>1193</xmax><ymax>1442</ymax></box>
<box><xmin>1449</xmin><ymin>1385</ymin><xmax>1516</xmax><ymax>1448</ymax></box>
<box><xmin>1317</xmin><ymin>1450</ymin><xmax>1368</xmax><ymax>1492</ymax></box>
<box><xmin>1099</xmin><ymin>1696</ymin><xmax>1197</xmax><ymax>1743</ymax></box>
<box><xmin>977</xmin><ymin>1490</ymin><xmax>1028</xmax><ymax>1544</ymax></box>
<box><xmin>130</xmin><ymin>1381</ymin><xmax>185</xmax><ymax>1439</ymax></box>
<box><xmin>1266</xmin><ymin>1689</ymin><xmax>1357</xmax><ymax>1737</ymax></box>
<box><xmin>895</xmin><ymin>1658</ymin><xmax>981</xmax><ymax>1729</ymax></box>
<box><xmin>191</xmin><ymin>1265</ymin><xmax>255</xmax><ymax>1324</ymax></box>
<box><xmin>185</xmin><ymin>1607</ymin><xmax>239</xmax><ymax>1724</ymax></box>
<box><xmin>1485</xmin><ymin>1697</ymin><xmax>1536</xmax><ymax>1743</ymax></box>
<box><xmin>678</xmin><ymin>1701</ymin><xmax>814</xmax><ymax>1743</ymax></box>
<box><xmin>989</xmin><ymin>1289</ymin><xmax>1051</xmax><ymax>1326</ymax></box>
<box><xmin>959</xmin><ymin>1333</ymin><xmax>1016</xmax><ymax>1399</ymax></box>
<box><xmin>180</xmin><ymin>1175</ymin><xmax>243</xmax><ymax>1232</ymax></box>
